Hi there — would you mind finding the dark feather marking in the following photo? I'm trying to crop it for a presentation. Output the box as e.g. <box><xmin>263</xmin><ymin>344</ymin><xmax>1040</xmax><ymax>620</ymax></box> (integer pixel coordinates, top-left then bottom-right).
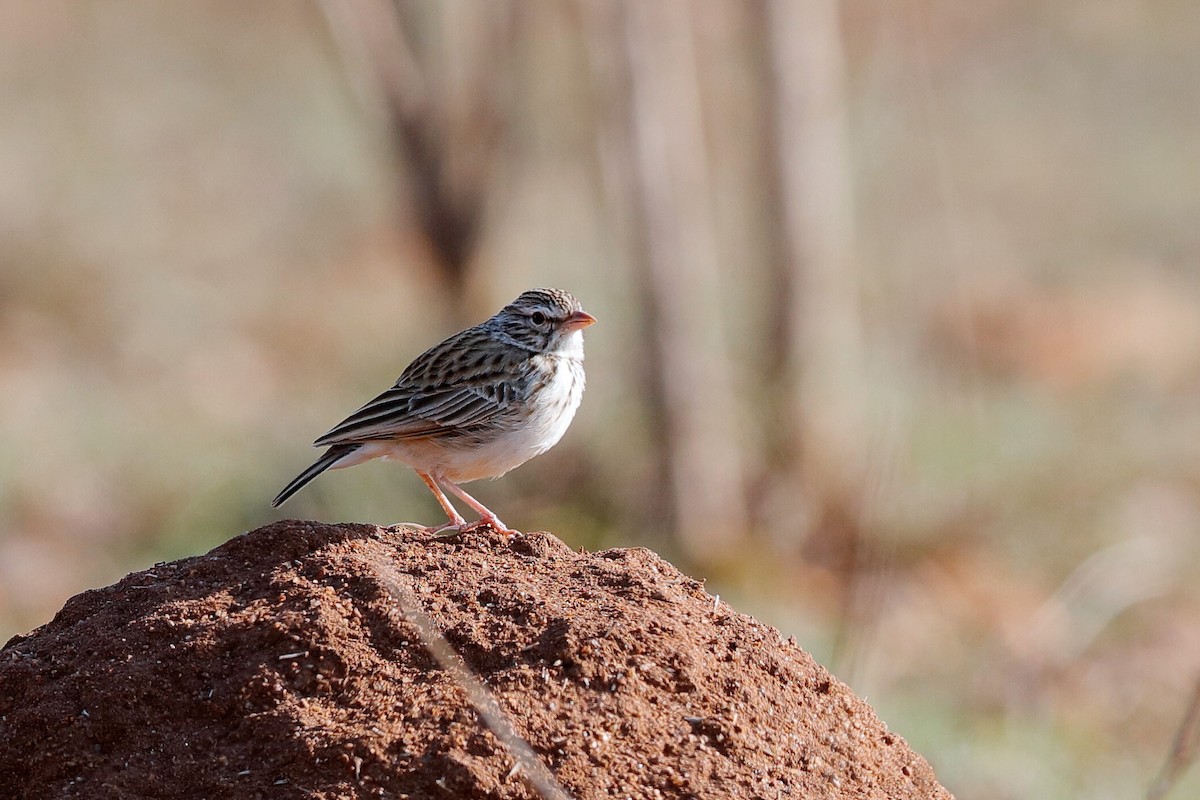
<box><xmin>272</xmin><ymin>444</ymin><xmax>360</xmax><ymax>507</ymax></box>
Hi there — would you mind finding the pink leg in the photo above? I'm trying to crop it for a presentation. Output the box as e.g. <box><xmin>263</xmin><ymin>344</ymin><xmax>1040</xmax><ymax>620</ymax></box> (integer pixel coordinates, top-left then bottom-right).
<box><xmin>417</xmin><ymin>472</ymin><xmax>466</xmax><ymax>527</ymax></box>
<box><xmin>439</xmin><ymin>478</ymin><xmax>511</xmax><ymax>534</ymax></box>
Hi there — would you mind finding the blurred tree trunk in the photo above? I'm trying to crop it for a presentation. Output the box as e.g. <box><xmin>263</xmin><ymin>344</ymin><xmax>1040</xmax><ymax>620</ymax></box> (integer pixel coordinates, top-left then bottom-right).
<box><xmin>760</xmin><ymin>0</ymin><xmax>877</xmax><ymax>679</ymax></box>
<box><xmin>623</xmin><ymin>1</ymin><xmax>751</xmax><ymax>560</ymax></box>
<box><xmin>584</xmin><ymin>0</ymin><xmax>751</xmax><ymax>561</ymax></box>
<box><xmin>318</xmin><ymin>0</ymin><xmax>512</xmax><ymax>325</ymax></box>
<box><xmin>761</xmin><ymin>0</ymin><xmax>866</xmax><ymax>527</ymax></box>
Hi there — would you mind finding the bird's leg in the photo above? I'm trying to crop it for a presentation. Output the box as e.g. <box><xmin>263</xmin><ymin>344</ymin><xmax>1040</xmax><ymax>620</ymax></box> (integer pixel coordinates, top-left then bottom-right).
<box><xmin>439</xmin><ymin>478</ymin><xmax>512</xmax><ymax>534</ymax></box>
<box><xmin>417</xmin><ymin>472</ymin><xmax>466</xmax><ymax>530</ymax></box>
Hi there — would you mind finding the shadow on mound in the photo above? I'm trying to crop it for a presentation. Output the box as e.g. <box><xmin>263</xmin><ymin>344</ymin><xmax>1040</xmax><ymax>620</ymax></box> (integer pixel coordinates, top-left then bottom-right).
<box><xmin>0</xmin><ymin>521</ymin><xmax>953</xmax><ymax>799</ymax></box>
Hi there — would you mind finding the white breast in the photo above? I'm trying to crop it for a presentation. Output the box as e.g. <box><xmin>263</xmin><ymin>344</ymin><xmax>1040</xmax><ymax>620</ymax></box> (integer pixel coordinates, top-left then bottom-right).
<box><xmin>366</xmin><ymin>350</ymin><xmax>585</xmax><ymax>484</ymax></box>
<box><xmin>457</xmin><ymin>354</ymin><xmax>583</xmax><ymax>482</ymax></box>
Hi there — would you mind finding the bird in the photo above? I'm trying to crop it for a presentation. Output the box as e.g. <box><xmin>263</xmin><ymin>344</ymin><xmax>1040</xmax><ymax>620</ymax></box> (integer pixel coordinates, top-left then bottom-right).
<box><xmin>272</xmin><ymin>288</ymin><xmax>595</xmax><ymax>534</ymax></box>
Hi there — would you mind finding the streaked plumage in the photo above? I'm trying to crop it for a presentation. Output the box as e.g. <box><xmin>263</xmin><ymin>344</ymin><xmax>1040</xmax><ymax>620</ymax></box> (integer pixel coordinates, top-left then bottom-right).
<box><xmin>272</xmin><ymin>288</ymin><xmax>595</xmax><ymax>533</ymax></box>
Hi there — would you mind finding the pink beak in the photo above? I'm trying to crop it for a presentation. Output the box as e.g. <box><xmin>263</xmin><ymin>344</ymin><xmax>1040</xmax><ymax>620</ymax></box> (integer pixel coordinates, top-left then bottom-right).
<box><xmin>563</xmin><ymin>310</ymin><xmax>597</xmax><ymax>331</ymax></box>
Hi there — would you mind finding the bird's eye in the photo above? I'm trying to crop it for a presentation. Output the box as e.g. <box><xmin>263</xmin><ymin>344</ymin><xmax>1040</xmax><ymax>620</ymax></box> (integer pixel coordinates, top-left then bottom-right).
<box><xmin>531</xmin><ymin>311</ymin><xmax>547</xmax><ymax>326</ymax></box>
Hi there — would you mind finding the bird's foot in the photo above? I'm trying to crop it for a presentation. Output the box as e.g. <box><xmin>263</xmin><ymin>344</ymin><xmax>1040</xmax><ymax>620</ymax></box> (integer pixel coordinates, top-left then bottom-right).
<box><xmin>472</xmin><ymin>514</ymin><xmax>516</xmax><ymax>537</ymax></box>
<box><xmin>423</xmin><ymin>516</ymin><xmax>515</xmax><ymax>538</ymax></box>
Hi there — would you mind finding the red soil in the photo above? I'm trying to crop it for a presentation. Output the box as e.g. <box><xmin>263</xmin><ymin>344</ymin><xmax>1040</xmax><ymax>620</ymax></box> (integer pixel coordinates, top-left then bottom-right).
<box><xmin>0</xmin><ymin>521</ymin><xmax>952</xmax><ymax>799</ymax></box>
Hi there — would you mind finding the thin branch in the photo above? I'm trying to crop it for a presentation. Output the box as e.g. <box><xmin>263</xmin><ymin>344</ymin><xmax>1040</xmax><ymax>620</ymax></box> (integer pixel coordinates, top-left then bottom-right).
<box><xmin>365</xmin><ymin>556</ymin><xmax>575</xmax><ymax>800</ymax></box>
<box><xmin>1147</xmin><ymin>673</ymin><xmax>1200</xmax><ymax>800</ymax></box>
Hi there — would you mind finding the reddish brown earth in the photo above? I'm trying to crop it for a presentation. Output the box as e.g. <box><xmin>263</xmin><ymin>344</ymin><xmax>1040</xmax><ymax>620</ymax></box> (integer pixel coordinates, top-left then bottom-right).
<box><xmin>0</xmin><ymin>521</ymin><xmax>953</xmax><ymax>799</ymax></box>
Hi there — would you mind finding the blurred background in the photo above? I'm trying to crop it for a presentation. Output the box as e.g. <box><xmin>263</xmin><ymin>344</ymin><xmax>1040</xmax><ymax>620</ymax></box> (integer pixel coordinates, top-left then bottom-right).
<box><xmin>2</xmin><ymin>1</ymin><xmax>1199</xmax><ymax>797</ymax></box>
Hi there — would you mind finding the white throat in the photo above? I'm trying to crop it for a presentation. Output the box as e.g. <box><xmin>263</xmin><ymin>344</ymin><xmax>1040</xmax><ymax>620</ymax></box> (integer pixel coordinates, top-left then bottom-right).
<box><xmin>555</xmin><ymin>329</ymin><xmax>586</xmax><ymax>361</ymax></box>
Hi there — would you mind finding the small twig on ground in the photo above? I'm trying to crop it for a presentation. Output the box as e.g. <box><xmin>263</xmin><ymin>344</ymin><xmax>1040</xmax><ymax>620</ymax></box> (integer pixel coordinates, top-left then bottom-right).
<box><xmin>365</xmin><ymin>557</ymin><xmax>575</xmax><ymax>800</ymax></box>
<box><xmin>1147</xmin><ymin>672</ymin><xmax>1200</xmax><ymax>800</ymax></box>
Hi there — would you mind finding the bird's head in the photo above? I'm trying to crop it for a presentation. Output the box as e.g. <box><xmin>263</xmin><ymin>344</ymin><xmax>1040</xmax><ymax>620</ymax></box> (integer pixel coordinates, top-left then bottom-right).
<box><xmin>491</xmin><ymin>288</ymin><xmax>595</xmax><ymax>356</ymax></box>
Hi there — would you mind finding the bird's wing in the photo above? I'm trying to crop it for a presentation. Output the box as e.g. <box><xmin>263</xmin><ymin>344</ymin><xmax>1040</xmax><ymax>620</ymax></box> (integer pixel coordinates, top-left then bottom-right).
<box><xmin>313</xmin><ymin>331</ymin><xmax>526</xmax><ymax>446</ymax></box>
<box><xmin>313</xmin><ymin>381</ymin><xmax>513</xmax><ymax>445</ymax></box>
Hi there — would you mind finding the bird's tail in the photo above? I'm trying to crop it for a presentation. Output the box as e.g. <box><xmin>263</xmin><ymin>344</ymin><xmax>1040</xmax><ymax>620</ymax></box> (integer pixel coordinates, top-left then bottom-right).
<box><xmin>271</xmin><ymin>444</ymin><xmax>361</xmax><ymax>507</ymax></box>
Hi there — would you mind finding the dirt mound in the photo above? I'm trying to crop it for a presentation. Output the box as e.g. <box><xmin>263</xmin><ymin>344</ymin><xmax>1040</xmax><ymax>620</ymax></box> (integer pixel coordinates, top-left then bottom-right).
<box><xmin>0</xmin><ymin>522</ymin><xmax>952</xmax><ymax>799</ymax></box>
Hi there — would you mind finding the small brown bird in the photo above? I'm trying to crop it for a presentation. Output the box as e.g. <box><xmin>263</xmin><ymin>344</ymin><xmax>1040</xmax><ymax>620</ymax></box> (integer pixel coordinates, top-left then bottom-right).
<box><xmin>272</xmin><ymin>288</ymin><xmax>595</xmax><ymax>533</ymax></box>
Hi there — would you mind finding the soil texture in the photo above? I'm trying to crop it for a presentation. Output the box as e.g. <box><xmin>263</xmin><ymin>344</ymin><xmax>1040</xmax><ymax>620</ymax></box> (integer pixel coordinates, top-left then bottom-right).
<box><xmin>0</xmin><ymin>521</ymin><xmax>952</xmax><ymax>799</ymax></box>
